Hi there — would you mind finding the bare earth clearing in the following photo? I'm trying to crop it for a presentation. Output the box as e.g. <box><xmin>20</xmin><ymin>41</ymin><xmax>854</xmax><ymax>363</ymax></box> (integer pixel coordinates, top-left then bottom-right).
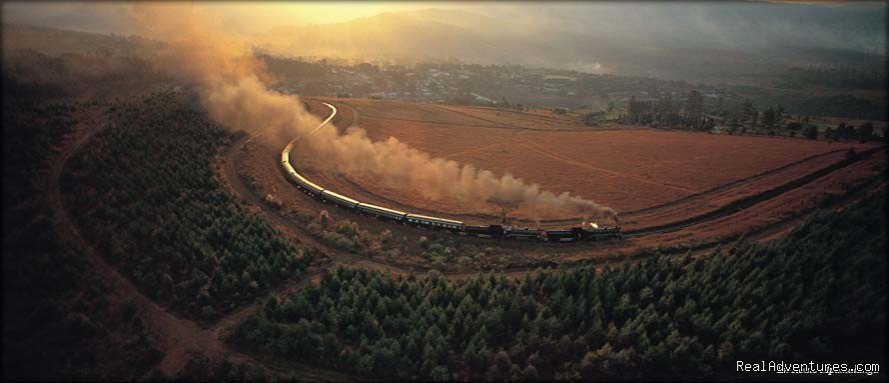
<box><xmin>293</xmin><ymin>98</ymin><xmax>879</xmax><ymax>220</ymax></box>
<box><xmin>239</xmin><ymin>97</ymin><xmax>884</xmax><ymax>268</ymax></box>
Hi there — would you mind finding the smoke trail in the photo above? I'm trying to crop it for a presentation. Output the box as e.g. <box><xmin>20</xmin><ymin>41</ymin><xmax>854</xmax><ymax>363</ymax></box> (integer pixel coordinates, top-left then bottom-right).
<box><xmin>133</xmin><ymin>4</ymin><xmax>615</xmax><ymax>220</ymax></box>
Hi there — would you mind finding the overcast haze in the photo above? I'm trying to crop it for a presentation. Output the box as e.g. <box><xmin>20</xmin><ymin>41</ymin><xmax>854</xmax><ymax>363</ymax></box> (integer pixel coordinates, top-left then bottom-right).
<box><xmin>3</xmin><ymin>1</ymin><xmax>886</xmax><ymax>80</ymax></box>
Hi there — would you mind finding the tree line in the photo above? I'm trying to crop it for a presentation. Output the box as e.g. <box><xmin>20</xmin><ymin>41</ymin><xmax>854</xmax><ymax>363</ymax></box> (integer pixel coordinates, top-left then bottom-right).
<box><xmin>622</xmin><ymin>90</ymin><xmax>885</xmax><ymax>143</ymax></box>
<box><xmin>621</xmin><ymin>91</ymin><xmax>717</xmax><ymax>132</ymax></box>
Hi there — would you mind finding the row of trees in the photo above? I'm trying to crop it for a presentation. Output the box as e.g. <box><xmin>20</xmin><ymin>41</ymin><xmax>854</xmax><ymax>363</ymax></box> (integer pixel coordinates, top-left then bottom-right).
<box><xmin>621</xmin><ymin>91</ymin><xmax>717</xmax><ymax>131</ymax></box>
<box><xmin>622</xmin><ymin>90</ymin><xmax>886</xmax><ymax>143</ymax></box>
<box><xmin>823</xmin><ymin>122</ymin><xmax>879</xmax><ymax>142</ymax></box>
<box><xmin>232</xmin><ymin>190</ymin><xmax>886</xmax><ymax>379</ymax></box>
<box><xmin>63</xmin><ymin>91</ymin><xmax>311</xmax><ymax>320</ymax></box>
<box><xmin>784</xmin><ymin>121</ymin><xmax>881</xmax><ymax>142</ymax></box>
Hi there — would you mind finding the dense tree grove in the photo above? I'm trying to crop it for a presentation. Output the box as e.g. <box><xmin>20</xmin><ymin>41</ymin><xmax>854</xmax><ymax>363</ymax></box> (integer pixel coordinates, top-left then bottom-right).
<box><xmin>622</xmin><ymin>92</ymin><xmax>718</xmax><ymax>132</ymax></box>
<box><xmin>824</xmin><ymin>122</ymin><xmax>880</xmax><ymax>143</ymax></box>
<box><xmin>2</xmin><ymin>98</ymin><xmax>76</xmax><ymax>210</ymax></box>
<box><xmin>233</xmin><ymin>191</ymin><xmax>886</xmax><ymax>379</ymax></box>
<box><xmin>63</xmin><ymin>92</ymin><xmax>311</xmax><ymax>320</ymax></box>
<box><xmin>3</xmin><ymin>96</ymin><xmax>162</xmax><ymax>378</ymax></box>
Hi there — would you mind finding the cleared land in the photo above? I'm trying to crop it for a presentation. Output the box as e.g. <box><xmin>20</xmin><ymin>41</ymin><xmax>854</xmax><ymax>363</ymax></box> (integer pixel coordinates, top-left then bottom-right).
<box><xmin>234</xmin><ymin>98</ymin><xmax>884</xmax><ymax>269</ymax></box>
<box><xmin>289</xmin><ymin>98</ymin><xmax>878</xmax><ymax>227</ymax></box>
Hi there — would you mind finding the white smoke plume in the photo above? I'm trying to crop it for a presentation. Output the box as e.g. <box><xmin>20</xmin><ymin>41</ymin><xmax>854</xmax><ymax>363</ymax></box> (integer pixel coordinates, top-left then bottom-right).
<box><xmin>133</xmin><ymin>4</ymin><xmax>615</xmax><ymax>221</ymax></box>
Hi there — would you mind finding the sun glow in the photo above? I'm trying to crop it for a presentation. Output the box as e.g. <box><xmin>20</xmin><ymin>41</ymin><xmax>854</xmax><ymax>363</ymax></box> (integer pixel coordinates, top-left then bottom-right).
<box><xmin>2</xmin><ymin>1</ymin><xmax>454</xmax><ymax>36</ymax></box>
<box><xmin>206</xmin><ymin>2</ymin><xmax>453</xmax><ymax>33</ymax></box>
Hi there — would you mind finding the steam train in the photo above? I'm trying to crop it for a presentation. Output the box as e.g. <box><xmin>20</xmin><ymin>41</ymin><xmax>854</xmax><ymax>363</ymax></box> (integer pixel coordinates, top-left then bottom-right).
<box><xmin>462</xmin><ymin>224</ymin><xmax>621</xmax><ymax>242</ymax></box>
<box><xmin>281</xmin><ymin>146</ymin><xmax>621</xmax><ymax>242</ymax></box>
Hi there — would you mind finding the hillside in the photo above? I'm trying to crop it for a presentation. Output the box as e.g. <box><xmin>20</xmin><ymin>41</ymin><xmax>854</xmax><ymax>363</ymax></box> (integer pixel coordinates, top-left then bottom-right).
<box><xmin>1</xmin><ymin>23</ymin><xmax>157</xmax><ymax>57</ymax></box>
<box><xmin>250</xmin><ymin>6</ymin><xmax>886</xmax><ymax>84</ymax></box>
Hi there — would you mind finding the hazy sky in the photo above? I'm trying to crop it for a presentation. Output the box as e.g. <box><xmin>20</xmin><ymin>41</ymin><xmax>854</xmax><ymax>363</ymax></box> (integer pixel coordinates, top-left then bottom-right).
<box><xmin>3</xmin><ymin>1</ymin><xmax>885</xmax><ymax>57</ymax></box>
<box><xmin>7</xmin><ymin>1</ymin><xmax>881</xmax><ymax>34</ymax></box>
<box><xmin>2</xmin><ymin>2</ymin><xmax>455</xmax><ymax>34</ymax></box>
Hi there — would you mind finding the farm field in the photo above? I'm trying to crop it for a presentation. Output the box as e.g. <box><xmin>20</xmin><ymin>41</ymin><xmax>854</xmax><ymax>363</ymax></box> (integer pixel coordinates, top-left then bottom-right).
<box><xmin>330</xmin><ymin>99</ymin><xmax>499</xmax><ymax>127</ymax></box>
<box><xmin>288</xmin><ymin>98</ymin><xmax>879</xmax><ymax>227</ymax></box>
<box><xmin>233</xmin><ymin>96</ymin><xmax>885</xmax><ymax>271</ymax></box>
<box><xmin>434</xmin><ymin>104</ymin><xmax>588</xmax><ymax>130</ymax></box>
<box><xmin>619</xmin><ymin>148</ymin><xmax>861</xmax><ymax>229</ymax></box>
<box><xmin>626</xmin><ymin>152</ymin><xmax>886</xmax><ymax>249</ymax></box>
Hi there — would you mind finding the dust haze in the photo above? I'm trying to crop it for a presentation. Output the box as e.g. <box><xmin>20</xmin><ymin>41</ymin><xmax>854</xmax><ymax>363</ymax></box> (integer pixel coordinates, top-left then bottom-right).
<box><xmin>132</xmin><ymin>4</ymin><xmax>615</xmax><ymax>220</ymax></box>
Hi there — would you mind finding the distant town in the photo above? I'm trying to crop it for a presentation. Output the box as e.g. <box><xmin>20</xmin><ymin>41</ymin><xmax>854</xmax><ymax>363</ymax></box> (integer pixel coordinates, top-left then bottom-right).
<box><xmin>264</xmin><ymin>54</ymin><xmax>886</xmax><ymax>140</ymax></box>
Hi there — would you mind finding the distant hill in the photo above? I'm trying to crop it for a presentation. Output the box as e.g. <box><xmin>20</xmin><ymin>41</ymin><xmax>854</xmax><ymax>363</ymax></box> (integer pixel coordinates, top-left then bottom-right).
<box><xmin>1</xmin><ymin>23</ymin><xmax>158</xmax><ymax>57</ymax></box>
<box><xmin>3</xmin><ymin>3</ymin><xmax>884</xmax><ymax>87</ymax></box>
<box><xmin>250</xmin><ymin>6</ymin><xmax>886</xmax><ymax>84</ymax></box>
<box><xmin>252</xmin><ymin>9</ymin><xmax>553</xmax><ymax>67</ymax></box>
<box><xmin>1</xmin><ymin>23</ymin><xmax>168</xmax><ymax>101</ymax></box>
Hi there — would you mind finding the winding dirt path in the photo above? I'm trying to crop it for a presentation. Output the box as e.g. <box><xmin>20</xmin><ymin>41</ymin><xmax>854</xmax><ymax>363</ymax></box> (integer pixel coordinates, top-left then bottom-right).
<box><xmin>48</xmin><ymin>114</ymin><xmax>219</xmax><ymax>376</ymax></box>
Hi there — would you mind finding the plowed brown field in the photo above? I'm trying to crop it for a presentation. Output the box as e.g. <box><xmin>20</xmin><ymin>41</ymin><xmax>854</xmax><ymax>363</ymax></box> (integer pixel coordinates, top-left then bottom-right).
<box><xmin>230</xmin><ymin>97</ymin><xmax>884</xmax><ymax>269</ymax></box>
<box><xmin>290</xmin><ymin>98</ymin><xmax>880</xmax><ymax>227</ymax></box>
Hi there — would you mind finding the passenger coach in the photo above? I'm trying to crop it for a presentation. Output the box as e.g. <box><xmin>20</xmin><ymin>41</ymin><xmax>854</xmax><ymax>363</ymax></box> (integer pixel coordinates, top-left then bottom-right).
<box><xmin>406</xmin><ymin>213</ymin><xmax>464</xmax><ymax>231</ymax></box>
<box><xmin>357</xmin><ymin>202</ymin><xmax>408</xmax><ymax>222</ymax></box>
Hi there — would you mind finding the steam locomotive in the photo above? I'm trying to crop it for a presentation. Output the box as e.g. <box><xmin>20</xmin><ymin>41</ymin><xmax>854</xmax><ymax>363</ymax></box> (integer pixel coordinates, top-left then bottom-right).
<box><xmin>464</xmin><ymin>224</ymin><xmax>621</xmax><ymax>242</ymax></box>
<box><xmin>281</xmin><ymin>146</ymin><xmax>621</xmax><ymax>242</ymax></box>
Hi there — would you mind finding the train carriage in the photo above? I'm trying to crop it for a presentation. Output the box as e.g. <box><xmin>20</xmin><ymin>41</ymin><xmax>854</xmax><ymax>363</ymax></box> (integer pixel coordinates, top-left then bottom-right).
<box><xmin>321</xmin><ymin>190</ymin><xmax>359</xmax><ymax>209</ymax></box>
<box><xmin>406</xmin><ymin>213</ymin><xmax>464</xmax><ymax>231</ymax></box>
<box><xmin>503</xmin><ymin>227</ymin><xmax>542</xmax><ymax>240</ymax></box>
<box><xmin>281</xmin><ymin>143</ymin><xmax>297</xmax><ymax>165</ymax></box>
<box><xmin>357</xmin><ymin>202</ymin><xmax>407</xmax><ymax>221</ymax></box>
<box><xmin>291</xmin><ymin>171</ymin><xmax>324</xmax><ymax>196</ymax></box>
<box><xmin>542</xmin><ymin>230</ymin><xmax>580</xmax><ymax>242</ymax></box>
<box><xmin>282</xmin><ymin>161</ymin><xmax>324</xmax><ymax>196</ymax></box>
<box><xmin>464</xmin><ymin>224</ymin><xmax>504</xmax><ymax>238</ymax></box>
